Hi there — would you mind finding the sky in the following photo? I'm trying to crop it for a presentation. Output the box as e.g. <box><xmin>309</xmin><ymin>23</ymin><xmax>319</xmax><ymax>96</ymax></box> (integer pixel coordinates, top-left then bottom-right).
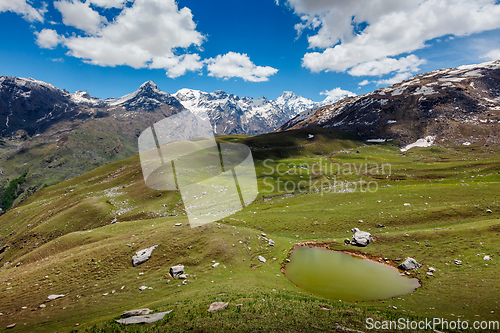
<box><xmin>0</xmin><ymin>0</ymin><xmax>500</xmax><ymax>102</ymax></box>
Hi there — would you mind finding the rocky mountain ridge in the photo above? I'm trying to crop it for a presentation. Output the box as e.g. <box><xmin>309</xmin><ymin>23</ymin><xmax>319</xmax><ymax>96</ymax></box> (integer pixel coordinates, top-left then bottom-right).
<box><xmin>278</xmin><ymin>60</ymin><xmax>500</xmax><ymax>147</ymax></box>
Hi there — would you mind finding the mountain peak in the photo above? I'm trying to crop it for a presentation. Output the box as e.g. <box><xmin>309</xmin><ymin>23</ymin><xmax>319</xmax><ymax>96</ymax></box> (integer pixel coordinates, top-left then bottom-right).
<box><xmin>139</xmin><ymin>80</ymin><xmax>159</xmax><ymax>89</ymax></box>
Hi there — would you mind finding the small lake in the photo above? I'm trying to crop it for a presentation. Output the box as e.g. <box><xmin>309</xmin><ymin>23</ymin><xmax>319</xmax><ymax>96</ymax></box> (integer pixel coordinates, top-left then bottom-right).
<box><xmin>285</xmin><ymin>247</ymin><xmax>420</xmax><ymax>301</ymax></box>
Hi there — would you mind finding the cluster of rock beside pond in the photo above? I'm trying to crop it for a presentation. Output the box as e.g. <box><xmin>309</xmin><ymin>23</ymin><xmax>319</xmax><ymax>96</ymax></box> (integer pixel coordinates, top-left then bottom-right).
<box><xmin>344</xmin><ymin>228</ymin><xmax>372</xmax><ymax>247</ymax></box>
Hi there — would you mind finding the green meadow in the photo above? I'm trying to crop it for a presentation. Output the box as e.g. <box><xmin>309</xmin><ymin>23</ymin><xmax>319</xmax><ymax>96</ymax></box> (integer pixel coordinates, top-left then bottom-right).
<box><xmin>0</xmin><ymin>128</ymin><xmax>499</xmax><ymax>332</ymax></box>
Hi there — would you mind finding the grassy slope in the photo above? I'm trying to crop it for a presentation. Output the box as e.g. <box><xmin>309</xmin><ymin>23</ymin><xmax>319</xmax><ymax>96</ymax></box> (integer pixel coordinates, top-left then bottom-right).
<box><xmin>0</xmin><ymin>128</ymin><xmax>499</xmax><ymax>332</ymax></box>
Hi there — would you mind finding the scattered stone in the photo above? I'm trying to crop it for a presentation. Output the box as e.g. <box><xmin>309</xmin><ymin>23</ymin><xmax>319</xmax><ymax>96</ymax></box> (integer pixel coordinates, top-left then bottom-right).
<box><xmin>0</xmin><ymin>245</ymin><xmax>8</xmax><ymax>254</ymax></box>
<box><xmin>285</xmin><ymin>259</ymin><xmax>291</xmax><ymax>263</ymax></box>
<box><xmin>166</xmin><ymin>280</ymin><xmax>171</xmax><ymax>284</ymax></box>
<box><xmin>358</xmin><ymin>220</ymin><xmax>363</xmax><ymax>223</ymax></box>
<box><xmin>404</xmin><ymin>203</ymin><xmax>410</xmax><ymax>206</ymax></box>
<box><xmin>426</xmin><ymin>272</ymin><xmax>434</xmax><ymax>276</ymax></box>
<box><xmin>257</xmin><ymin>255</ymin><xmax>266</xmax><ymax>263</ymax></box>
<box><xmin>39</xmin><ymin>304</ymin><xmax>46</xmax><ymax>308</ymax></box>
<box><xmin>235</xmin><ymin>304</ymin><xmax>243</xmax><ymax>307</ymax></box>
<box><xmin>212</xmin><ymin>262</ymin><xmax>220</xmax><ymax>268</ymax></box>
<box><xmin>138</xmin><ymin>286</ymin><xmax>148</xmax><ymax>291</ymax></box>
<box><xmin>181</xmin><ymin>280</ymin><xmax>188</xmax><ymax>285</ymax></box>
<box><xmin>47</xmin><ymin>294</ymin><xmax>65</xmax><ymax>301</ymax></box>
<box><xmin>121</xmin><ymin>308</ymin><xmax>152</xmax><ymax>318</ymax></box>
<box><xmin>454</xmin><ymin>259</ymin><xmax>462</xmax><ymax>265</ymax></box>
<box><xmin>116</xmin><ymin>311</ymin><xmax>172</xmax><ymax>325</ymax></box>
<box><xmin>169</xmin><ymin>265</ymin><xmax>184</xmax><ymax>279</ymax></box>
<box><xmin>484</xmin><ymin>255</ymin><xmax>492</xmax><ymax>261</ymax></box>
<box><xmin>425</xmin><ymin>244</ymin><xmax>431</xmax><ymax>247</ymax></box>
<box><xmin>351</xmin><ymin>229</ymin><xmax>372</xmax><ymax>247</ymax></box>
<box><xmin>207</xmin><ymin>302</ymin><xmax>228</xmax><ymax>312</ymax></box>
<box><xmin>344</xmin><ymin>238</ymin><xmax>351</xmax><ymax>245</ymax></box>
<box><xmin>102</xmin><ymin>293</ymin><xmax>108</xmax><ymax>296</ymax></box>
<box><xmin>174</xmin><ymin>223</ymin><xmax>182</xmax><ymax>226</ymax></box>
<box><xmin>261</xmin><ymin>233</ymin><xmax>266</xmax><ymax>237</ymax></box>
<box><xmin>398</xmin><ymin>257</ymin><xmax>421</xmax><ymax>270</ymax></box>
<box><xmin>178</xmin><ymin>274</ymin><xmax>187</xmax><ymax>279</ymax></box>
<box><xmin>376</xmin><ymin>224</ymin><xmax>385</xmax><ymax>228</ymax></box>
<box><xmin>428</xmin><ymin>267</ymin><xmax>436</xmax><ymax>272</ymax></box>
<box><xmin>6</xmin><ymin>324</ymin><xmax>16</xmax><ymax>329</ymax></box>
<box><xmin>486</xmin><ymin>209</ymin><xmax>493</xmax><ymax>213</ymax></box>
<box><xmin>268</xmin><ymin>239</ymin><xmax>275</xmax><ymax>246</ymax></box>
<box><xmin>334</xmin><ymin>324</ymin><xmax>366</xmax><ymax>333</ymax></box>
<box><xmin>132</xmin><ymin>245</ymin><xmax>159</xmax><ymax>267</ymax></box>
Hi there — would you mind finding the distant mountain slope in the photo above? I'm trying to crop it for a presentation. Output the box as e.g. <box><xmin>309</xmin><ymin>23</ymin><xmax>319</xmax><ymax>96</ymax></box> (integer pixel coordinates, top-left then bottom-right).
<box><xmin>278</xmin><ymin>60</ymin><xmax>500</xmax><ymax>147</ymax></box>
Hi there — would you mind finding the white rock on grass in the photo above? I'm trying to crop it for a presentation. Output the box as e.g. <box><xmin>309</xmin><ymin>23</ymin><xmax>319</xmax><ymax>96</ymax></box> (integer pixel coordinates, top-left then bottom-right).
<box><xmin>484</xmin><ymin>255</ymin><xmax>492</xmax><ymax>260</ymax></box>
<box><xmin>138</xmin><ymin>286</ymin><xmax>148</xmax><ymax>291</ymax></box>
<box><xmin>258</xmin><ymin>256</ymin><xmax>266</xmax><ymax>263</ymax></box>
<box><xmin>47</xmin><ymin>294</ymin><xmax>65</xmax><ymax>301</ymax></box>
<box><xmin>398</xmin><ymin>257</ymin><xmax>421</xmax><ymax>270</ymax></box>
<box><xmin>132</xmin><ymin>245</ymin><xmax>159</xmax><ymax>267</ymax></box>
<box><xmin>212</xmin><ymin>263</ymin><xmax>220</xmax><ymax>268</ymax></box>
<box><xmin>169</xmin><ymin>265</ymin><xmax>184</xmax><ymax>279</ymax></box>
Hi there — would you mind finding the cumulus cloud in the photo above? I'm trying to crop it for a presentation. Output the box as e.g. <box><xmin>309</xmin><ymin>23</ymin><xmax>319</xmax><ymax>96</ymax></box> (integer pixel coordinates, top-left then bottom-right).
<box><xmin>87</xmin><ymin>0</ymin><xmax>130</xmax><ymax>9</ymax></box>
<box><xmin>289</xmin><ymin>0</ymin><xmax>500</xmax><ymax>76</ymax></box>
<box><xmin>56</xmin><ymin>0</ymin><xmax>205</xmax><ymax>77</ymax></box>
<box><xmin>376</xmin><ymin>72</ymin><xmax>413</xmax><ymax>86</ymax></box>
<box><xmin>0</xmin><ymin>0</ymin><xmax>45</xmax><ymax>22</ymax></box>
<box><xmin>482</xmin><ymin>49</ymin><xmax>500</xmax><ymax>61</ymax></box>
<box><xmin>54</xmin><ymin>0</ymin><xmax>107</xmax><ymax>35</ymax></box>
<box><xmin>348</xmin><ymin>55</ymin><xmax>426</xmax><ymax>77</ymax></box>
<box><xmin>358</xmin><ymin>80</ymin><xmax>370</xmax><ymax>86</ymax></box>
<box><xmin>320</xmin><ymin>87</ymin><xmax>356</xmax><ymax>104</ymax></box>
<box><xmin>206</xmin><ymin>52</ymin><xmax>278</xmax><ymax>82</ymax></box>
<box><xmin>35</xmin><ymin>29</ymin><xmax>63</xmax><ymax>49</ymax></box>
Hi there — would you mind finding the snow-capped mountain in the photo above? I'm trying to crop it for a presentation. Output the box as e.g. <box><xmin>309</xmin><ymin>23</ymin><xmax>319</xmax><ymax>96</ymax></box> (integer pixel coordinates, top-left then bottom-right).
<box><xmin>278</xmin><ymin>60</ymin><xmax>500</xmax><ymax>147</ymax></box>
<box><xmin>106</xmin><ymin>80</ymin><xmax>183</xmax><ymax>111</ymax></box>
<box><xmin>173</xmin><ymin>89</ymin><xmax>327</xmax><ymax>135</ymax></box>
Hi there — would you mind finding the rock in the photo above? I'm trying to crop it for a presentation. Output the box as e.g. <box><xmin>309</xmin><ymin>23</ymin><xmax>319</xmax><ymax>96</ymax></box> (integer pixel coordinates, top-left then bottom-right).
<box><xmin>351</xmin><ymin>229</ymin><xmax>372</xmax><ymax>247</ymax></box>
<box><xmin>257</xmin><ymin>255</ymin><xmax>266</xmax><ymax>263</ymax></box>
<box><xmin>376</xmin><ymin>224</ymin><xmax>385</xmax><ymax>228</ymax></box>
<box><xmin>178</xmin><ymin>274</ymin><xmax>187</xmax><ymax>279</ymax></box>
<box><xmin>344</xmin><ymin>238</ymin><xmax>351</xmax><ymax>245</ymax></box>
<box><xmin>484</xmin><ymin>255</ymin><xmax>492</xmax><ymax>260</ymax></box>
<box><xmin>47</xmin><ymin>294</ymin><xmax>65</xmax><ymax>301</ymax></box>
<box><xmin>351</xmin><ymin>228</ymin><xmax>360</xmax><ymax>233</ymax></box>
<box><xmin>132</xmin><ymin>245</ymin><xmax>159</xmax><ymax>267</ymax></box>
<box><xmin>121</xmin><ymin>308</ymin><xmax>152</xmax><ymax>318</ymax></box>
<box><xmin>358</xmin><ymin>220</ymin><xmax>363</xmax><ymax>223</ymax></box>
<box><xmin>486</xmin><ymin>209</ymin><xmax>493</xmax><ymax>213</ymax></box>
<box><xmin>426</xmin><ymin>272</ymin><xmax>434</xmax><ymax>276</ymax></box>
<box><xmin>404</xmin><ymin>203</ymin><xmax>410</xmax><ymax>206</ymax></box>
<box><xmin>268</xmin><ymin>239</ymin><xmax>275</xmax><ymax>246</ymax></box>
<box><xmin>138</xmin><ymin>286</ymin><xmax>148</xmax><ymax>291</ymax></box>
<box><xmin>174</xmin><ymin>223</ymin><xmax>182</xmax><ymax>226</ymax></box>
<box><xmin>39</xmin><ymin>304</ymin><xmax>46</xmax><ymax>308</ymax></box>
<box><xmin>428</xmin><ymin>267</ymin><xmax>436</xmax><ymax>272</ymax></box>
<box><xmin>212</xmin><ymin>263</ymin><xmax>219</xmax><ymax>268</ymax></box>
<box><xmin>6</xmin><ymin>323</ymin><xmax>15</xmax><ymax>329</ymax></box>
<box><xmin>116</xmin><ymin>311</ymin><xmax>172</xmax><ymax>324</ymax></box>
<box><xmin>261</xmin><ymin>233</ymin><xmax>266</xmax><ymax>237</ymax></box>
<box><xmin>169</xmin><ymin>265</ymin><xmax>184</xmax><ymax>279</ymax></box>
<box><xmin>0</xmin><ymin>245</ymin><xmax>8</xmax><ymax>254</ymax></box>
<box><xmin>182</xmin><ymin>280</ymin><xmax>188</xmax><ymax>285</ymax></box>
<box><xmin>207</xmin><ymin>302</ymin><xmax>228</xmax><ymax>312</ymax></box>
<box><xmin>398</xmin><ymin>257</ymin><xmax>421</xmax><ymax>270</ymax></box>
<box><xmin>454</xmin><ymin>259</ymin><xmax>462</xmax><ymax>265</ymax></box>
<box><xmin>285</xmin><ymin>259</ymin><xmax>290</xmax><ymax>262</ymax></box>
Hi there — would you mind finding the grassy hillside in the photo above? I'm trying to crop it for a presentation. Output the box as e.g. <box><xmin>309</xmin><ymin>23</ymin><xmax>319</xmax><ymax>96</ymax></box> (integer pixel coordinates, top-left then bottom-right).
<box><xmin>0</xmin><ymin>128</ymin><xmax>499</xmax><ymax>332</ymax></box>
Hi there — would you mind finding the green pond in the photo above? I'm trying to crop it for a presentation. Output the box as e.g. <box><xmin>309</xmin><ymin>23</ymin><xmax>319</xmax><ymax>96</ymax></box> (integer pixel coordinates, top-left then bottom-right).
<box><xmin>285</xmin><ymin>247</ymin><xmax>420</xmax><ymax>301</ymax></box>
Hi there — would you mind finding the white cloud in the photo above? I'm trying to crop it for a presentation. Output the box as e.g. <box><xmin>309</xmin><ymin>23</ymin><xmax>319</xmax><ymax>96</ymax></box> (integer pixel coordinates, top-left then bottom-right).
<box><xmin>87</xmin><ymin>0</ymin><xmax>130</xmax><ymax>9</ymax></box>
<box><xmin>35</xmin><ymin>29</ymin><xmax>62</xmax><ymax>49</ymax></box>
<box><xmin>482</xmin><ymin>49</ymin><xmax>500</xmax><ymax>61</ymax></box>
<box><xmin>54</xmin><ymin>0</ymin><xmax>107</xmax><ymax>35</ymax></box>
<box><xmin>358</xmin><ymin>79</ymin><xmax>370</xmax><ymax>86</ymax></box>
<box><xmin>57</xmin><ymin>0</ymin><xmax>205</xmax><ymax>77</ymax></box>
<box><xmin>376</xmin><ymin>72</ymin><xmax>413</xmax><ymax>86</ymax></box>
<box><xmin>348</xmin><ymin>55</ymin><xmax>426</xmax><ymax>77</ymax></box>
<box><xmin>290</xmin><ymin>0</ymin><xmax>500</xmax><ymax>74</ymax></box>
<box><xmin>206</xmin><ymin>52</ymin><xmax>278</xmax><ymax>82</ymax></box>
<box><xmin>0</xmin><ymin>0</ymin><xmax>45</xmax><ymax>22</ymax></box>
<box><xmin>320</xmin><ymin>87</ymin><xmax>356</xmax><ymax>104</ymax></box>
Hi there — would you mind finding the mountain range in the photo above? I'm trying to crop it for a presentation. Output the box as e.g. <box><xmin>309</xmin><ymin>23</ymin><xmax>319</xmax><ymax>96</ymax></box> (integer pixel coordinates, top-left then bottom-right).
<box><xmin>279</xmin><ymin>60</ymin><xmax>500</xmax><ymax>148</ymax></box>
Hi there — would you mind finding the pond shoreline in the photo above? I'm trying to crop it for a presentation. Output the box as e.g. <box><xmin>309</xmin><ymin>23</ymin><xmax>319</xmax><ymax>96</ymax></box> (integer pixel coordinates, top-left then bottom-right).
<box><xmin>281</xmin><ymin>240</ymin><xmax>409</xmax><ymax>274</ymax></box>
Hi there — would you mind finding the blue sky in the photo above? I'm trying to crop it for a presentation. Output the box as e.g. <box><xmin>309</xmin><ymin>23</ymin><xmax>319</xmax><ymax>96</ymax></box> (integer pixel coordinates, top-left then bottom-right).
<box><xmin>0</xmin><ymin>0</ymin><xmax>500</xmax><ymax>102</ymax></box>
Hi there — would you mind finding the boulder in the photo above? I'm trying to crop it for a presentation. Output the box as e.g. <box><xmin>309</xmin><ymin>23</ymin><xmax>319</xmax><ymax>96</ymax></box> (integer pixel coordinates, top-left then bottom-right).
<box><xmin>257</xmin><ymin>255</ymin><xmax>266</xmax><ymax>263</ymax></box>
<box><xmin>398</xmin><ymin>257</ymin><xmax>421</xmax><ymax>270</ymax></box>
<box><xmin>138</xmin><ymin>286</ymin><xmax>148</xmax><ymax>291</ymax></box>
<box><xmin>132</xmin><ymin>245</ymin><xmax>159</xmax><ymax>267</ymax></box>
<box><xmin>351</xmin><ymin>230</ymin><xmax>372</xmax><ymax>247</ymax></box>
<box><xmin>47</xmin><ymin>294</ymin><xmax>65</xmax><ymax>301</ymax></box>
<box><xmin>116</xmin><ymin>311</ymin><xmax>172</xmax><ymax>325</ymax></box>
<box><xmin>121</xmin><ymin>308</ymin><xmax>152</xmax><ymax>318</ymax></box>
<box><xmin>344</xmin><ymin>238</ymin><xmax>351</xmax><ymax>245</ymax></box>
<box><xmin>169</xmin><ymin>265</ymin><xmax>184</xmax><ymax>279</ymax></box>
<box><xmin>207</xmin><ymin>302</ymin><xmax>228</xmax><ymax>312</ymax></box>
